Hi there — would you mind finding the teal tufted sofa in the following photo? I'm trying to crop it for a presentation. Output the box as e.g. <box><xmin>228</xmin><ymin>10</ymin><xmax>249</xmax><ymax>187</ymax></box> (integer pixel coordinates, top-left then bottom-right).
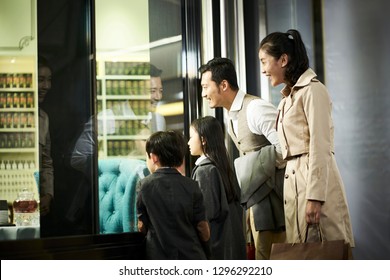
<box><xmin>98</xmin><ymin>158</ymin><xmax>149</xmax><ymax>234</ymax></box>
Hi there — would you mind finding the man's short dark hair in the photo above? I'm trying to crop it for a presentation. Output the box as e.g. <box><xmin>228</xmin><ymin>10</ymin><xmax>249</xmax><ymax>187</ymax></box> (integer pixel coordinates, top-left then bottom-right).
<box><xmin>199</xmin><ymin>57</ymin><xmax>239</xmax><ymax>91</ymax></box>
<box><xmin>150</xmin><ymin>64</ymin><xmax>162</xmax><ymax>77</ymax></box>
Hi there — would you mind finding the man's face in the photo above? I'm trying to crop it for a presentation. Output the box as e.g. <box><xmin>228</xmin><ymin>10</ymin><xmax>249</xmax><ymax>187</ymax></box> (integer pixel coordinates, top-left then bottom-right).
<box><xmin>200</xmin><ymin>71</ymin><xmax>223</xmax><ymax>108</ymax></box>
<box><xmin>150</xmin><ymin>76</ymin><xmax>163</xmax><ymax>108</ymax></box>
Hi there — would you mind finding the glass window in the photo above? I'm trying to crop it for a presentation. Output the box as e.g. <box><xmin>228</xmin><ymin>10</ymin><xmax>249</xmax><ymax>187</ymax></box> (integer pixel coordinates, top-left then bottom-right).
<box><xmin>0</xmin><ymin>0</ymin><xmax>40</xmax><ymax>240</ymax></box>
<box><xmin>95</xmin><ymin>0</ymin><xmax>184</xmax><ymax>234</ymax></box>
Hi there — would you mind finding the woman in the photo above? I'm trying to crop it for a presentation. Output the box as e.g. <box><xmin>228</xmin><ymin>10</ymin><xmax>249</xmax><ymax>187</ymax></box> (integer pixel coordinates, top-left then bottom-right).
<box><xmin>38</xmin><ymin>57</ymin><xmax>55</xmax><ymax>235</ymax></box>
<box><xmin>258</xmin><ymin>29</ymin><xmax>354</xmax><ymax>247</ymax></box>
<box><xmin>188</xmin><ymin>116</ymin><xmax>246</xmax><ymax>259</ymax></box>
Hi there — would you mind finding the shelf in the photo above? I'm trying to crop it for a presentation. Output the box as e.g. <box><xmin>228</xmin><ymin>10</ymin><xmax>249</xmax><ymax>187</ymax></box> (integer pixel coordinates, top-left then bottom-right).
<box><xmin>100</xmin><ymin>95</ymin><xmax>150</xmax><ymax>100</ymax></box>
<box><xmin>100</xmin><ymin>135</ymin><xmax>149</xmax><ymax>141</ymax></box>
<box><xmin>0</xmin><ymin>88</ymin><xmax>34</xmax><ymax>92</ymax></box>
<box><xmin>0</xmin><ymin>168</ymin><xmax>37</xmax><ymax>173</ymax></box>
<box><xmin>0</xmin><ymin>108</ymin><xmax>35</xmax><ymax>112</ymax></box>
<box><xmin>0</xmin><ymin>148</ymin><xmax>35</xmax><ymax>153</ymax></box>
<box><xmin>0</xmin><ymin>67</ymin><xmax>38</xmax><ymax>202</ymax></box>
<box><xmin>96</xmin><ymin>75</ymin><xmax>149</xmax><ymax>80</ymax></box>
<box><xmin>97</xmin><ymin>115</ymin><xmax>149</xmax><ymax>120</ymax></box>
<box><xmin>0</xmin><ymin>128</ymin><xmax>35</xmax><ymax>132</ymax></box>
<box><xmin>96</xmin><ymin>60</ymin><xmax>153</xmax><ymax>159</ymax></box>
<box><xmin>98</xmin><ymin>155</ymin><xmax>146</xmax><ymax>160</ymax></box>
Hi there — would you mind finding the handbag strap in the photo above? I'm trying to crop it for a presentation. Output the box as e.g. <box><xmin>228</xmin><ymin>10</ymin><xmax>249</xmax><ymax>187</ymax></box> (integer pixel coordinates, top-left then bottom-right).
<box><xmin>304</xmin><ymin>223</ymin><xmax>324</xmax><ymax>243</ymax></box>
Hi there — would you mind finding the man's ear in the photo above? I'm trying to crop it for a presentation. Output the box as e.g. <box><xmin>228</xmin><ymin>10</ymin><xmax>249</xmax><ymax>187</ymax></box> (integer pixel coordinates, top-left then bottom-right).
<box><xmin>220</xmin><ymin>79</ymin><xmax>229</xmax><ymax>91</ymax></box>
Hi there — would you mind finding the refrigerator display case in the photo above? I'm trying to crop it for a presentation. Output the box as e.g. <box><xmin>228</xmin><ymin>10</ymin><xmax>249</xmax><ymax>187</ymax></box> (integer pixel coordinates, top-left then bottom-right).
<box><xmin>0</xmin><ymin>60</ymin><xmax>38</xmax><ymax>204</ymax></box>
<box><xmin>96</xmin><ymin>60</ymin><xmax>152</xmax><ymax>159</ymax></box>
<box><xmin>0</xmin><ymin>0</ymin><xmax>39</xmax><ymax>227</ymax></box>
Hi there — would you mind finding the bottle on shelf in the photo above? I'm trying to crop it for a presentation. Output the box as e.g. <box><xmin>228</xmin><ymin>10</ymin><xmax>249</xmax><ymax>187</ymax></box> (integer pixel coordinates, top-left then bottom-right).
<box><xmin>13</xmin><ymin>188</ymin><xmax>39</xmax><ymax>226</ymax></box>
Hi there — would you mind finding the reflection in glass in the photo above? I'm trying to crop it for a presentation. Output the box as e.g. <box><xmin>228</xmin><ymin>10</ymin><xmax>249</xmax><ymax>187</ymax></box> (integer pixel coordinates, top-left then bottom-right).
<box><xmin>0</xmin><ymin>0</ymin><xmax>40</xmax><ymax>240</ymax></box>
<box><xmin>95</xmin><ymin>0</ymin><xmax>184</xmax><ymax>234</ymax></box>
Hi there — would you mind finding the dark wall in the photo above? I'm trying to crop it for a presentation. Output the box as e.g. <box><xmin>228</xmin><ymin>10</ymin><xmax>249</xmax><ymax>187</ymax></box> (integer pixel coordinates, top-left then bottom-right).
<box><xmin>38</xmin><ymin>0</ymin><xmax>95</xmax><ymax>237</ymax></box>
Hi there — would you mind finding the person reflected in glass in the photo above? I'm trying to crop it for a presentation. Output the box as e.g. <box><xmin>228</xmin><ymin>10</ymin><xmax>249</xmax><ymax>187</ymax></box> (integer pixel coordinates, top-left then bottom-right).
<box><xmin>132</xmin><ymin>64</ymin><xmax>166</xmax><ymax>157</ymax></box>
<box><xmin>37</xmin><ymin>56</ymin><xmax>55</xmax><ymax>233</ymax></box>
<box><xmin>144</xmin><ymin>64</ymin><xmax>166</xmax><ymax>132</ymax></box>
<box><xmin>258</xmin><ymin>29</ymin><xmax>355</xmax><ymax>248</ymax></box>
<box><xmin>188</xmin><ymin>116</ymin><xmax>246</xmax><ymax>259</ymax></box>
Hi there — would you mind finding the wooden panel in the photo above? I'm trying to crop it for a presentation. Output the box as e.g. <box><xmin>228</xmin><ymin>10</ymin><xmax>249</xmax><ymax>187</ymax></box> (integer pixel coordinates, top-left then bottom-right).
<box><xmin>0</xmin><ymin>232</ymin><xmax>145</xmax><ymax>259</ymax></box>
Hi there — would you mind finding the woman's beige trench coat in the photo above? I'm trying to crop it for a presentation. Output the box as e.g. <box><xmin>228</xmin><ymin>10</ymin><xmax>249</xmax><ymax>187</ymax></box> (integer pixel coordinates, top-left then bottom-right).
<box><xmin>277</xmin><ymin>68</ymin><xmax>355</xmax><ymax>247</ymax></box>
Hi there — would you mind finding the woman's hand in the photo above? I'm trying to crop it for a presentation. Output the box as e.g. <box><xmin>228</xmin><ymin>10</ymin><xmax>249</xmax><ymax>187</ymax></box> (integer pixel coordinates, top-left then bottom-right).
<box><xmin>305</xmin><ymin>200</ymin><xmax>322</xmax><ymax>224</ymax></box>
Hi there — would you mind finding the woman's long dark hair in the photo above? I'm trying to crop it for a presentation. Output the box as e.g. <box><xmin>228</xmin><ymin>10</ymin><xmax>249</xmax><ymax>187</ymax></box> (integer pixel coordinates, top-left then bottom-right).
<box><xmin>259</xmin><ymin>29</ymin><xmax>309</xmax><ymax>87</ymax></box>
<box><xmin>191</xmin><ymin>116</ymin><xmax>239</xmax><ymax>203</ymax></box>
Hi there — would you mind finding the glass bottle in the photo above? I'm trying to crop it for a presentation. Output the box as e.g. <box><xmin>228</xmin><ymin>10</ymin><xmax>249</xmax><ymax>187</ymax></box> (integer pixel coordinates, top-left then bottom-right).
<box><xmin>13</xmin><ymin>189</ymin><xmax>39</xmax><ymax>226</ymax></box>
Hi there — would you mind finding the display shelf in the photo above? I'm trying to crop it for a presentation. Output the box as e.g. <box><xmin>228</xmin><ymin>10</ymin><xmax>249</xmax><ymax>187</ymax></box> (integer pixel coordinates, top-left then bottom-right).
<box><xmin>0</xmin><ymin>168</ymin><xmax>39</xmax><ymax>203</ymax></box>
<box><xmin>0</xmin><ymin>148</ymin><xmax>36</xmax><ymax>153</ymax></box>
<box><xmin>96</xmin><ymin>60</ymin><xmax>152</xmax><ymax>158</ymax></box>
<box><xmin>0</xmin><ymin>67</ymin><xmax>39</xmax><ymax>204</ymax></box>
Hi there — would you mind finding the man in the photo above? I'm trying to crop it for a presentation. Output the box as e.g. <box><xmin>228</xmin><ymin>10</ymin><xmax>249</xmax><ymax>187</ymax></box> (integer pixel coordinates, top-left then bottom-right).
<box><xmin>144</xmin><ymin>64</ymin><xmax>166</xmax><ymax>132</ymax></box>
<box><xmin>199</xmin><ymin>57</ymin><xmax>285</xmax><ymax>260</ymax></box>
<box><xmin>130</xmin><ymin>64</ymin><xmax>167</xmax><ymax>156</ymax></box>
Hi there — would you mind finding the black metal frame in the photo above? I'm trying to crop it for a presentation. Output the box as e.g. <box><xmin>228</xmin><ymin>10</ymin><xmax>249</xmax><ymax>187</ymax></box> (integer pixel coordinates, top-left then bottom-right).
<box><xmin>181</xmin><ymin>0</ymin><xmax>203</xmax><ymax>176</ymax></box>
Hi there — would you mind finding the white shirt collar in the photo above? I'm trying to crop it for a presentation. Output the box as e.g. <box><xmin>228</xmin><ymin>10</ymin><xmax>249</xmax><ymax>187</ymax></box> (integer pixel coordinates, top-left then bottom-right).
<box><xmin>195</xmin><ymin>155</ymin><xmax>208</xmax><ymax>165</ymax></box>
<box><xmin>229</xmin><ymin>90</ymin><xmax>245</xmax><ymax>112</ymax></box>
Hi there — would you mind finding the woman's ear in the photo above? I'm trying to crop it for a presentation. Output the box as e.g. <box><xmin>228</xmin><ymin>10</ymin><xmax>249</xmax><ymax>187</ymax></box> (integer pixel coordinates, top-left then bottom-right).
<box><xmin>281</xmin><ymin>53</ymin><xmax>289</xmax><ymax>68</ymax></box>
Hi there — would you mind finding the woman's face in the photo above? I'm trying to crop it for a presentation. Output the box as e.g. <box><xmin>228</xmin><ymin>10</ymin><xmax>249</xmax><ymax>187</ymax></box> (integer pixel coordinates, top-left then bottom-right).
<box><xmin>188</xmin><ymin>126</ymin><xmax>203</xmax><ymax>157</ymax></box>
<box><xmin>38</xmin><ymin>66</ymin><xmax>52</xmax><ymax>103</ymax></box>
<box><xmin>259</xmin><ymin>49</ymin><xmax>286</xmax><ymax>87</ymax></box>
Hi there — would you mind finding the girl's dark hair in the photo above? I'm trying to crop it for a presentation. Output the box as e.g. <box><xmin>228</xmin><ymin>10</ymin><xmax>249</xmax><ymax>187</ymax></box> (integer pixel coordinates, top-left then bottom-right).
<box><xmin>198</xmin><ymin>57</ymin><xmax>239</xmax><ymax>91</ymax></box>
<box><xmin>259</xmin><ymin>29</ymin><xmax>309</xmax><ymax>86</ymax></box>
<box><xmin>191</xmin><ymin>116</ymin><xmax>239</xmax><ymax>203</ymax></box>
<box><xmin>146</xmin><ymin>131</ymin><xmax>186</xmax><ymax>168</ymax></box>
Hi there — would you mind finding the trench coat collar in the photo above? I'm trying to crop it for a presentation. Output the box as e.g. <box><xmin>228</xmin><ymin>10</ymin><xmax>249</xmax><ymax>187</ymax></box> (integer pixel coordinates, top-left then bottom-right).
<box><xmin>280</xmin><ymin>68</ymin><xmax>317</xmax><ymax>97</ymax></box>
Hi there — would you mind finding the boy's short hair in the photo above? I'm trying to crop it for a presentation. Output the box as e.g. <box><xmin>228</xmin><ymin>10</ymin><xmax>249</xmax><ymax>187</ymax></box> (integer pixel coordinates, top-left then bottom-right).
<box><xmin>146</xmin><ymin>131</ymin><xmax>186</xmax><ymax>167</ymax></box>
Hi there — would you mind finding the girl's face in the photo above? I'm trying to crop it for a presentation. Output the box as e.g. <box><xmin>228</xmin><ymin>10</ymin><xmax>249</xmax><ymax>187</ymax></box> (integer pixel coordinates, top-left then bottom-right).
<box><xmin>188</xmin><ymin>126</ymin><xmax>204</xmax><ymax>156</ymax></box>
<box><xmin>259</xmin><ymin>49</ymin><xmax>286</xmax><ymax>87</ymax></box>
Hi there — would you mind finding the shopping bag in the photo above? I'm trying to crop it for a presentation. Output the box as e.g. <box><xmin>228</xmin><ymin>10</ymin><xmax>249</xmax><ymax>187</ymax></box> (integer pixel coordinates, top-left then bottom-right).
<box><xmin>270</xmin><ymin>239</ymin><xmax>350</xmax><ymax>260</ymax></box>
<box><xmin>246</xmin><ymin>242</ymin><xmax>256</xmax><ymax>260</ymax></box>
<box><xmin>270</xmin><ymin>224</ymin><xmax>351</xmax><ymax>260</ymax></box>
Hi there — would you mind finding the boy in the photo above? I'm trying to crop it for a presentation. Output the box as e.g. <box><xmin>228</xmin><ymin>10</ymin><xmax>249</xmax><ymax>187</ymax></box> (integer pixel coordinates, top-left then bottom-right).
<box><xmin>136</xmin><ymin>131</ymin><xmax>210</xmax><ymax>259</ymax></box>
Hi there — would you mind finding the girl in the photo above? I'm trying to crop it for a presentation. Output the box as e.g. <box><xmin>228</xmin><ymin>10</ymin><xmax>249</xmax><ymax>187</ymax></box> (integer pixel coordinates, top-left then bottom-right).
<box><xmin>188</xmin><ymin>116</ymin><xmax>246</xmax><ymax>259</ymax></box>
